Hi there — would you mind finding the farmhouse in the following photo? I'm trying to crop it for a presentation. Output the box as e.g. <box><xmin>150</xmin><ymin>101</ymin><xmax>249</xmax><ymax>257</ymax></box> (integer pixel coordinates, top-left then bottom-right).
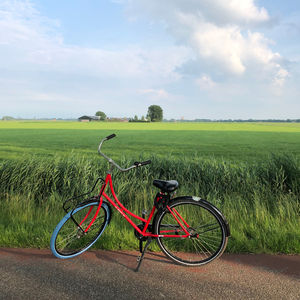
<box><xmin>78</xmin><ymin>116</ymin><xmax>100</xmax><ymax>122</ymax></box>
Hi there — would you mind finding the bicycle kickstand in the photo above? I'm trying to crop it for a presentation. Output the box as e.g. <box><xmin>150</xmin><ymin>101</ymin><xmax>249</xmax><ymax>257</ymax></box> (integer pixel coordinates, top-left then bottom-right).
<box><xmin>135</xmin><ymin>237</ymin><xmax>152</xmax><ymax>272</ymax></box>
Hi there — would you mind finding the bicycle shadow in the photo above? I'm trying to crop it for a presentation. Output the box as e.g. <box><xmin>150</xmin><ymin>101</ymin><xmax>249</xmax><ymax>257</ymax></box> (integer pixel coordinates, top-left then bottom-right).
<box><xmin>94</xmin><ymin>250</ymin><xmax>174</xmax><ymax>271</ymax></box>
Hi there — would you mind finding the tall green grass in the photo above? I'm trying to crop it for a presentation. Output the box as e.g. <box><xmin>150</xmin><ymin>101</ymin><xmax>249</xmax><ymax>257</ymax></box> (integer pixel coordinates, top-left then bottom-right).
<box><xmin>0</xmin><ymin>154</ymin><xmax>299</xmax><ymax>253</ymax></box>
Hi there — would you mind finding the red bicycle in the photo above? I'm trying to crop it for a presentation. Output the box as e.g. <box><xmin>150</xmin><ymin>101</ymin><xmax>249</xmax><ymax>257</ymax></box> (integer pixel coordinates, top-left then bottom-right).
<box><xmin>50</xmin><ymin>134</ymin><xmax>230</xmax><ymax>271</ymax></box>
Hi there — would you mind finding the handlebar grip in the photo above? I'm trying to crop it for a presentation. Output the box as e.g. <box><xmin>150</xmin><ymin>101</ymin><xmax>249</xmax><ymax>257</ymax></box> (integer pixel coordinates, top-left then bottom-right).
<box><xmin>141</xmin><ymin>160</ymin><xmax>151</xmax><ymax>166</ymax></box>
<box><xmin>106</xmin><ymin>133</ymin><xmax>116</xmax><ymax>140</ymax></box>
<box><xmin>134</xmin><ymin>160</ymin><xmax>151</xmax><ymax>167</ymax></box>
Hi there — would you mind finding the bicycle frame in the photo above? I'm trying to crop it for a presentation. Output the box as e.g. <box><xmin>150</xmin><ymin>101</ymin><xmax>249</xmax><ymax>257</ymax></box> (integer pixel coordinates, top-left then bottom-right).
<box><xmin>81</xmin><ymin>173</ymin><xmax>191</xmax><ymax>238</ymax></box>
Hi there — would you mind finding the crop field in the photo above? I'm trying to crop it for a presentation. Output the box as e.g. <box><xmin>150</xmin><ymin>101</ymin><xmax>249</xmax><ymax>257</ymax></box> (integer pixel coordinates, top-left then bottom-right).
<box><xmin>0</xmin><ymin>121</ymin><xmax>299</xmax><ymax>254</ymax></box>
<box><xmin>1</xmin><ymin>121</ymin><xmax>300</xmax><ymax>161</ymax></box>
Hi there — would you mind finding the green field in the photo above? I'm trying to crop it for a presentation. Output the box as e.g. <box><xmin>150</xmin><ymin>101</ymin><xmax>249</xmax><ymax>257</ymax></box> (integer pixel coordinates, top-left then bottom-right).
<box><xmin>0</xmin><ymin>121</ymin><xmax>299</xmax><ymax>254</ymax></box>
<box><xmin>1</xmin><ymin>121</ymin><xmax>300</xmax><ymax>161</ymax></box>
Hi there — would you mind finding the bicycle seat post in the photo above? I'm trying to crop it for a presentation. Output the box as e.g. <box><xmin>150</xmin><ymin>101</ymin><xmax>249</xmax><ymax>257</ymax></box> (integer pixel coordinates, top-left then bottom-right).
<box><xmin>142</xmin><ymin>209</ymin><xmax>148</xmax><ymax>223</ymax></box>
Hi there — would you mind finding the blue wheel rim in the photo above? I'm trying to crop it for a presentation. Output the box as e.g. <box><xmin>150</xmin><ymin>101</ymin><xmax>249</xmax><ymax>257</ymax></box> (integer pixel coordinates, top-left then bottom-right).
<box><xmin>50</xmin><ymin>202</ymin><xmax>110</xmax><ymax>259</ymax></box>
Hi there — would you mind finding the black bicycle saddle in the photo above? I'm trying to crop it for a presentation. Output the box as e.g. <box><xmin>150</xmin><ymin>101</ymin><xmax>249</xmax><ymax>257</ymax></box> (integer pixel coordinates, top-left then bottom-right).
<box><xmin>153</xmin><ymin>179</ymin><xmax>179</xmax><ymax>193</ymax></box>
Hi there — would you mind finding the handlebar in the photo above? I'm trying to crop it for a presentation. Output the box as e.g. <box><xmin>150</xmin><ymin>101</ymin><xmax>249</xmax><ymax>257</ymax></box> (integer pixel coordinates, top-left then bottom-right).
<box><xmin>98</xmin><ymin>134</ymin><xmax>151</xmax><ymax>172</ymax></box>
<box><xmin>105</xmin><ymin>133</ymin><xmax>116</xmax><ymax>140</ymax></box>
<box><xmin>134</xmin><ymin>160</ymin><xmax>151</xmax><ymax>167</ymax></box>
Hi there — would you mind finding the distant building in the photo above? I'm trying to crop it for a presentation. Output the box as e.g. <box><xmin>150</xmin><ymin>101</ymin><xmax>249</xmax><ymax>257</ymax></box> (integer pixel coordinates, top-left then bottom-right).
<box><xmin>78</xmin><ymin>116</ymin><xmax>100</xmax><ymax>122</ymax></box>
<box><xmin>107</xmin><ymin>117</ymin><xmax>129</xmax><ymax>122</ymax></box>
<box><xmin>2</xmin><ymin>116</ymin><xmax>15</xmax><ymax>121</ymax></box>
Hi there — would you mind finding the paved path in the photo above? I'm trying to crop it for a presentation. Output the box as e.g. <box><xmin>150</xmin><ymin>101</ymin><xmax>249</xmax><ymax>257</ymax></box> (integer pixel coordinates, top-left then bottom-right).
<box><xmin>0</xmin><ymin>248</ymin><xmax>299</xmax><ymax>300</ymax></box>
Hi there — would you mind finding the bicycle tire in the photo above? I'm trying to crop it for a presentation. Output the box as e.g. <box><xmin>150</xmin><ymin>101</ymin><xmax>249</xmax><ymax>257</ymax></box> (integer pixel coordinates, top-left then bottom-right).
<box><xmin>155</xmin><ymin>198</ymin><xmax>228</xmax><ymax>266</ymax></box>
<box><xmin>50</xmin><ymin>201</ymin><xmax>110</xmax><ymax>259</ymax></box>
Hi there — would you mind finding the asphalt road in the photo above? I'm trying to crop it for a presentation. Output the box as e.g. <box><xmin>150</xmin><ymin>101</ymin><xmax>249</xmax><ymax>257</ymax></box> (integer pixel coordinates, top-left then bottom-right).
<box><xmin>0</xmin><ymin>248</ymin><xmax>299</xmax><ymax>300</ymax></box>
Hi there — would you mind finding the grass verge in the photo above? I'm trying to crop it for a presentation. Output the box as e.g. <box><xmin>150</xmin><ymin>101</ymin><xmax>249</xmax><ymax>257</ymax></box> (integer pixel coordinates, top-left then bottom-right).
<box><xmin>0</xmin><ymin>153</ymin><xmax>299</xmax><ymax>253</ymax></box>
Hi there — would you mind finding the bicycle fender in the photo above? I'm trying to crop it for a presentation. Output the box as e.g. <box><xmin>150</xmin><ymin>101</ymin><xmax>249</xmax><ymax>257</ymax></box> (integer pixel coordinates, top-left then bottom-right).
<box><xmin>170</xmin><ymin>196</ymin><xmax>230</xmax><ymax>237</ymax></box>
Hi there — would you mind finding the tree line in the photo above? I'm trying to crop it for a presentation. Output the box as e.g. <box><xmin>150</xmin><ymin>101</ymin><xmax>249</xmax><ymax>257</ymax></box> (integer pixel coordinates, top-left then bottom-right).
<box><xmin>165</xmin><ymin>118</ymin><xmax>300</xmax><ymax>123</ymax></box>
<box><xmin>95</xmin><ymin>105</ymin><xmax>163</xmax><ymax>122</ymax></box>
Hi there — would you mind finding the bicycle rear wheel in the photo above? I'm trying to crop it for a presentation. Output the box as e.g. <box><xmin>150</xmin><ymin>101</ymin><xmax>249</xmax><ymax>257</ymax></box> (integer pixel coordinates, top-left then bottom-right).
<box><xmin>50</xmin><ymin>201</ymin><xmax>110</xmax><ymax>258</ymax></box>
<box><xmin>155</xmin><ymin>199</ymin><xmax>228</xmax><ymax>266</ymax></box>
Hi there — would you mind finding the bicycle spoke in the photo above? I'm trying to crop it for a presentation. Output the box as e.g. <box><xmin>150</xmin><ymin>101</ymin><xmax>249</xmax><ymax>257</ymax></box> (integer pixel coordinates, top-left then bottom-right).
<box><xmin>196</xmin><ymin>236</ymin><xmax>217</xmax><ymax>254</ymax></box>
<box><xmin>191</xmin><ymin>238</ymin><xmax>209</xmax><ymax>257</ymax></box>
<box><xmin>198</xmin><ymin>234</ymin><xmax>222</xmax><ymax>245</ymax></box>
<box><xmin>193</xmin><ymin>238</ymin><xmax>212</xmax><ymax>256</ymax></box>
<box><xmin>156</xmin><ymin>200</ymin><xmax>227</xmax><ymax>265</ymax></box>
<box><xmin>56</xmin><ymin>231</ymin><xmax>78</xmax><ymax>249</ymax></box>
<box><xmin>54</xmin><ymin>203</ymin><xmax>109</xmax><ymax>256</ymax></box>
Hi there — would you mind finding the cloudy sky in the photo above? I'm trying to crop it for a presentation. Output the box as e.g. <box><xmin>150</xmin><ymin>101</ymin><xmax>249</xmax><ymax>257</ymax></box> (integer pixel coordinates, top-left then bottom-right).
<box><xmin>0</xmin><ymin>0</ymin><xmax>299</xmax><ymax>119</ymax></box>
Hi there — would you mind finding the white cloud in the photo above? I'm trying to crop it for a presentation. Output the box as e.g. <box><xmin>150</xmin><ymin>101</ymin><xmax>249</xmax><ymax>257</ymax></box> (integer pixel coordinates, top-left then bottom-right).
<box><xmin>0</xmin><ymin>3</ymin><xmax>187</xmax><ymax>81</ymax></box>
<box><xmin>195</xmin><ymin>75</ymin><xmax>216</xmax><ymax>90</ymax></box>
<box><xmin>0</xmin><ymin>0</ymin><xmax>61</xmax><ymax>45</ymax></box>
<box><xmin>272</xmin><ymin>68</ymin><xmax>290</xmax><ymax>88</ymax></box>
<box><xmin>127</xmin><ymin>0</ymin><xmax>270</xmax><ymax>27</ymax></box>
<box><xmin>127</xmin><ymin>0</ymin><xmax>289</xmax><ymax>87</ymax></box>
<box><xmin>138</xmin><ymin>88</ymin><xmax>169</xmax><ymax>100</ymax></box>
<box><xmin>200</xmin><ymin>0</ymin><xmax>270</xmax><ymax>25</ymax></box>
<box><xmin>0</xmin><ymin>0</ymin><xmax>191</xmax><ymax>117</ymax></box>
<box><xmin>0</xmin><ymin>0</ymin><xmax>190</xmax><ymax>80</ymax></box>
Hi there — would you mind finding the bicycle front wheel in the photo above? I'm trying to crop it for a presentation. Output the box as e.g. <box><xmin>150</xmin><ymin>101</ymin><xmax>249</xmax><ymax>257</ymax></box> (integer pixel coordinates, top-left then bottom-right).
<box><xmin>155</xmin><ymin>199</ymin><xmax>228</xmax><ymax>266</ymax></box>
<box><xmin>50</xmin><ymin>201</ymin><xmax>110</xmax><ymax>259</ymax></box>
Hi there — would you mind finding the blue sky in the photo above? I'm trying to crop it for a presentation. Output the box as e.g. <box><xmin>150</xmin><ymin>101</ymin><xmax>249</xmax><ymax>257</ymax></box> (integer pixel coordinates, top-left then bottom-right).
<box><xmin>0</xmin><ymin>0</ymin><xmax>299</xmax><ymax>119</ymax></box>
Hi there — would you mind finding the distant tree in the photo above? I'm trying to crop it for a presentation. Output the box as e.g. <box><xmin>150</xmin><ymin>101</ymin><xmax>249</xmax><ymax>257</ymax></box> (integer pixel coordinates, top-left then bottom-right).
<box><xmin>95</xmin><ymin>111</ymin><xmax>107</xmax><ymax>121</ymax></box>
<box><xmin>147</xmin><ymin>105</ymin><xmax>163</xmax><ymax>122</ymax></box>
<box><xmin>141</xmin><ymin>115</ymin><xmax>145</xmax><ymax>121</ymax></box>
<box><xmin>2</xmin><ymin>116</ymin><xmax>14</xmax><ymax>121</ymax></box>
<box><xmin>134</xmin><ymin>115</ymin><xmax>138</xmax><ymax>121</ymax></box>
